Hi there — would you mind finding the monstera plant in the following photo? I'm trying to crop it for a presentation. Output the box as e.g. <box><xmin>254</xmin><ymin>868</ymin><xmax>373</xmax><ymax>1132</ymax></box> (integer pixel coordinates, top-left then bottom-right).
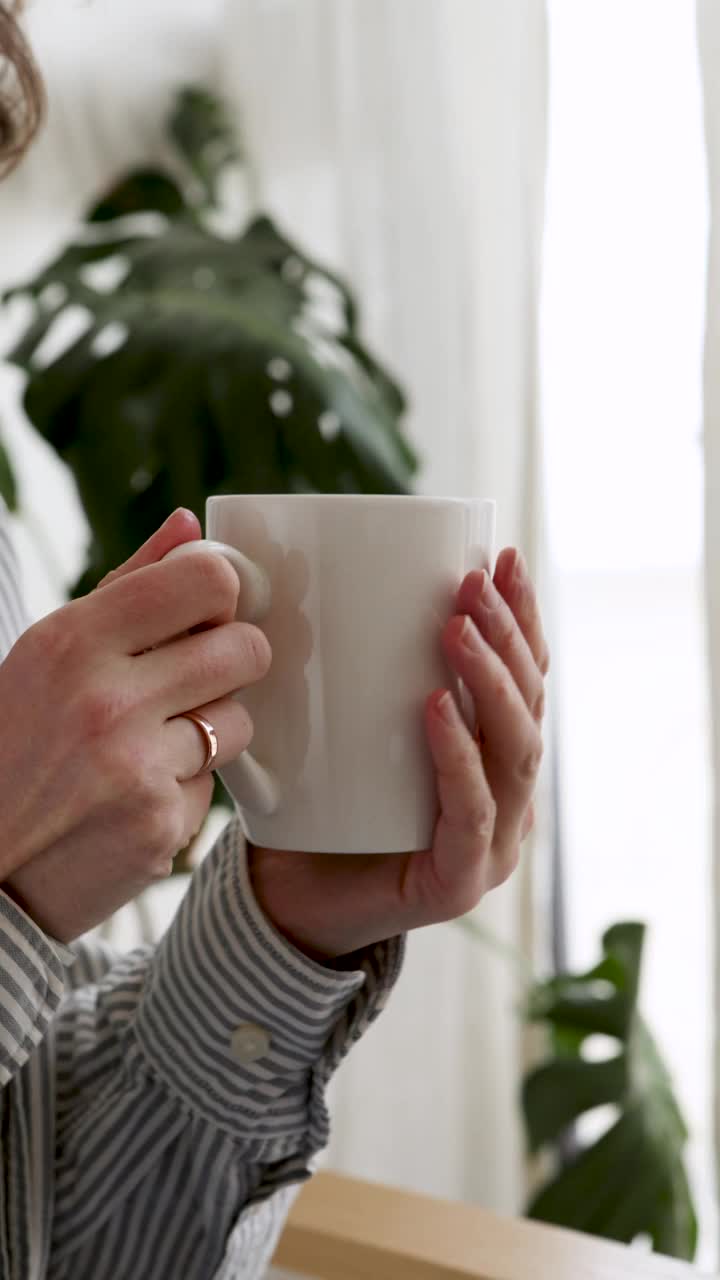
<box><xmin>459</xmin><ymin>916</ymin><xmax>698</xmax><ymax>1258</ymax></box>
<box><xmin>2</xmin><ymin>87</ymin><xmax>417</xmax><ymax>595</ymax></box>
<box><xmin>523</xmin><ymin>922</ymin><xmax>697</xmax><ymax>1257</ymax></box>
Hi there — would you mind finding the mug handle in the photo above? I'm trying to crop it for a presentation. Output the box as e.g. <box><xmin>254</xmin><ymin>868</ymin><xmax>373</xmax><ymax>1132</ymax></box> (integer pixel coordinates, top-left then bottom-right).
<box><xmin>164</xmin><ymin>539</ymin><xmax>281</xmax><ymax>817</ymax></box>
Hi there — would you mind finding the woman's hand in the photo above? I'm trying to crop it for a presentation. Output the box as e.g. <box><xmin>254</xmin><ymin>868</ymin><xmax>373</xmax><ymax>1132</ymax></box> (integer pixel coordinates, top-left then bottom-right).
<box><xmin>248</xmin><ymin>549</ymin><xmax>549</xmax><ymax>963</ymax></box>
<box><xmin>1</xmin><ymin>510</ymin><xmax>270</xmax><ymax>941</ymax></box>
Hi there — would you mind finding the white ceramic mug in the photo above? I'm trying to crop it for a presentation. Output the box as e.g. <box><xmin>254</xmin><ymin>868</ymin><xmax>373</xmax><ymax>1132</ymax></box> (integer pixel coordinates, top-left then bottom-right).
<box><xmin>168</xmin><ymin>494</ymin><xmax>495</xmax><ymax>853</ymax></box>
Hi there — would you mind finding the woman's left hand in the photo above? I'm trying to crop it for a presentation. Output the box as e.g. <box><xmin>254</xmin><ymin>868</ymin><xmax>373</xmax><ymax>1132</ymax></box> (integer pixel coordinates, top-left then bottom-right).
<box><xmin>249</xmin><ymin>547</ymin><xmax>550</xmax><ymax>964</ymax></box>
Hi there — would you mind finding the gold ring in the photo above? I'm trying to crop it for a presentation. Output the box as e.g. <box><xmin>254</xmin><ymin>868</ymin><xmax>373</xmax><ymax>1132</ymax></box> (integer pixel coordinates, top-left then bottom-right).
<box><xmin>180</xmin><ymin>711</ymin><xmax>219</xmax><ymax>775</ymax></box>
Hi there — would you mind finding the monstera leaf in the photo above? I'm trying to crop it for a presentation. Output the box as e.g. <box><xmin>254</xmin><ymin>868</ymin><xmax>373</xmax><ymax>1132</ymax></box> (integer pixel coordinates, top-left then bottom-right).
<box><xmin>523</xmin><ymin>922</ymin><xmax>697</xmax><ymax>1259</ymax></box>
<box><xmin>3</xmin><ymin>89</ymin><xmax>416</xmax><ymax>594</ymax></box>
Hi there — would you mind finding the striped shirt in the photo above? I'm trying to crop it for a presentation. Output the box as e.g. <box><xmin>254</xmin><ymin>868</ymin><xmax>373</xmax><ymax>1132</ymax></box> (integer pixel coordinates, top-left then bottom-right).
<box><xmin>0</xmin><ymin>507</ymin><xmax>404</xmax><ymax>1279</ymax></box>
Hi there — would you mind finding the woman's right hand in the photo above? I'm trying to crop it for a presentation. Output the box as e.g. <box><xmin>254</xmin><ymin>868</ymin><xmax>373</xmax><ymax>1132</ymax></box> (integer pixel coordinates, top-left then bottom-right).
<box><xmin>0</xmin><ymin>510</ymin><xmax>270</xmax><ymax>942</ymax></box>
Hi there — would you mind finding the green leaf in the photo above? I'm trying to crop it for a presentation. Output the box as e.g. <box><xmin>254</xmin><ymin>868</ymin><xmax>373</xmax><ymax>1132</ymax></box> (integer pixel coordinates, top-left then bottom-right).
<box><xmin>527</xmin><ymin>1105</ymin><xmax>697</xmax><ymax>1260</ymax></box>
<box><xmin>523</xmin><ymin>923</ymin><xmax>697</xmax><ymax>1259</ymax></box>
<box><xmin>522</xmin><ymin>1053</ymin><xmax>627</xmax><ymax>1153</ymax></box>
<box><xmin>87</xmin><ymin>170</ymin><xmax>186</xmax><ymax>222</ymax></box>
<box><xmin>526</xmin><ymin>922</ymin><xmax>645</xmax><ymax>1041</ymax></box>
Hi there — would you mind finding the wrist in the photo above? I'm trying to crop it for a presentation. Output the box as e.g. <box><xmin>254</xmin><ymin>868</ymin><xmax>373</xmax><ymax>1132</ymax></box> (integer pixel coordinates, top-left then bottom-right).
<box><xmin>246</xmin><ymin>842</ymin><xmax>368</xmax><ymax>967</ymax></box>
<box><xmin>1</xmin><ymin>877</ymin><xmax>33</xmax><ymax>922</ymax></box>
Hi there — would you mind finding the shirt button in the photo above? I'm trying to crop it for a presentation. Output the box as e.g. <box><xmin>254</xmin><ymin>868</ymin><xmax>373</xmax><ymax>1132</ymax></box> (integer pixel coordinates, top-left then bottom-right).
<box><xmin>230</xmin><ymin>1022</ymin><xmax>271</xmax><ymax>1064</ymax></box>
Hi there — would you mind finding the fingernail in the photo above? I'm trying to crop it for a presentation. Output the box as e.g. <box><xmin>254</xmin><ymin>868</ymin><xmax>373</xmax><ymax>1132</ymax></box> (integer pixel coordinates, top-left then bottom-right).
<box><xmin>479</xmin><ymin>569</ymin><xmax>500</xmax><ymax>609</ymax></box>
<box><xmin>460</xmin><ymin>615</ymin><xmax>484</xmax><ymax>654</ymax></box>
<box><xmin>437</xmin><ymin>691</ymin><xmax>458</xmax><ymax>724</ymax></box>
<box><xmin>512</xmin><ymin>552</ymin><xmax>527</xmax><ymax>585</ymax></box>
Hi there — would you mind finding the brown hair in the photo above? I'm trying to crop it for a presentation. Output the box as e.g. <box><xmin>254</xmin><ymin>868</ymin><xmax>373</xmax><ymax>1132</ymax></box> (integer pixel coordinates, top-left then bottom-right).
<box><xmin>0</xmin><ymin>1</ymin><xmax>44</xmax><ymax>177</ymax></box>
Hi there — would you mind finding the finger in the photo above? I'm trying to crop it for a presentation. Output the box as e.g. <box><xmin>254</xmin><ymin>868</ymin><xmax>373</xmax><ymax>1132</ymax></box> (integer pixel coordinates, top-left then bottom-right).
<box><xmin>422</xmin><ymin>690</ymin><xmax>501</xmax><ymax>912</ymax></box>
<box><xmin>442</xmin><ymin>614</ymin><xmax>543</xmax><ymax>814</ymax></box>
<box><xmin>97</xmin><ymin>508</ymin><xmax>201</xmax><ymax>588</ymax></box>
<box><xmin>492</xmin><ymin>548</ymin><xmax>550</xmax><ymax>676</ymax></box>
<box><xmin>85</xmin><ymin>550</ymin><xmax>240</xmax><ymax>655</ymax></box>
<box><xmin>520</xmin><ymin>801</ymin><xmax>535</xmax><ymax>841</ymax></box>
<box><xmin>164</xmin><ymin>695</ymin><xmax>255</xmax><ymax>782</ymax></box>
<box><xmin>456</xmin><ymin>569</ymin><xmax>545</xmax><ymax>722</ymax></box>
<box><xmin>177</xmin><ymin>773</ymin><xmax>215</xmax><ymax>857</ymax></box>
<box><xmin>138</xmin><ymin>620</ymin><xmax>271</xmax><ymax>716</ymax></box>
<box><xmin>148</xmin><ymin>774</ymin><xmax>214</xmax><ymax>878</ymax></box>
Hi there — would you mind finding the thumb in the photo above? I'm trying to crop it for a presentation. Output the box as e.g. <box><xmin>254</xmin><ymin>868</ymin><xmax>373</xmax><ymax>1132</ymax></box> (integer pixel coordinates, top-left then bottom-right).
<box><xmin>97</xmin><ymin>508</ymin><xmax>201</xmax><ymax>589</ymax></box>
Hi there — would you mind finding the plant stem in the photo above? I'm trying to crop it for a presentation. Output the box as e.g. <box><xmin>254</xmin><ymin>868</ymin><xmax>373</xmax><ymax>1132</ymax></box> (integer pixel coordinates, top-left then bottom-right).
<box><xmin>454</xmin><ymin>913</ymin><xmax>534</xmax><ymax>989</ymax></box>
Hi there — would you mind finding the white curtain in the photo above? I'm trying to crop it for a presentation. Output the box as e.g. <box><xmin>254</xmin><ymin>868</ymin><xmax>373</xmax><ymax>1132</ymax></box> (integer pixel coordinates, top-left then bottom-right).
<box><xmin>1</xmin><ymin>0</ymin><xmax>225</xmax><ymax>281</ymax></box>
<box><xmin>0</xmin><ymin>0</ymin><xmax>551</xmax><ymax>1216</ymax></box>
<box><xmin>698</xmin><ymin>0</ymin><xmax>720</xmax><ymax>1255</ymax></box>
<box><xmin>0</xmin><ymin>0</ymin><xmax>226</xmax><ymax>616</ymax></box>
<box><xmin>219</xmin><ymin>0</ymin><xmax>550</xmax><ymax>1210</ymax></box>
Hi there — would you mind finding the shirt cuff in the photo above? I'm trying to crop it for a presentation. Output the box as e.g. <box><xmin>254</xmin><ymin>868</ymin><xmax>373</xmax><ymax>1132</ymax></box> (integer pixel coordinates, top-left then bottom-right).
<box><xmin>132</xmin><ymin>819</ymin><xmax>405</xmax><ymax>1156</ymax></box>
<box><xmin>0</xmin><ymin>888</ymin><xmax>70</xmax><ymax>1085</ymax></box>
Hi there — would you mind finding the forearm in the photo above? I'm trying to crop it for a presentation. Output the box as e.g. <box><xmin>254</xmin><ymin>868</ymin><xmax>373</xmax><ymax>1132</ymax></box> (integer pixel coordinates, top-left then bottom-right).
<box><xmin>47</xmin><ymin>820</ymin><xmax>404</xmax><ymax>1279</ymax></box>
